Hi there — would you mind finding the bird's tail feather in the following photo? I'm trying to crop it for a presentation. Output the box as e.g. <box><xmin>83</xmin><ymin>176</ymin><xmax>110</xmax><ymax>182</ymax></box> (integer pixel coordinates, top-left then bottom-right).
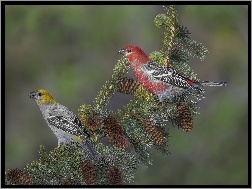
<box><xmin>200</xmin><ymin>81</ymin><xmax>227</xmax><ymax>87</ymax></box>
<box><xmin>82</xmin><ymin>140</ymin><xmax>101</xmax><ymax>160</ymax></box>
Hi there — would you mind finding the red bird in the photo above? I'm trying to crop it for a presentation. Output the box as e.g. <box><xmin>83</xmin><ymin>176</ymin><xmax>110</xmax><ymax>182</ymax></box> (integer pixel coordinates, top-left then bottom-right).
<box><xmin>118</xmin><ymin>45</ymin><xmax>227</xmax><ymax>101</ymax></box>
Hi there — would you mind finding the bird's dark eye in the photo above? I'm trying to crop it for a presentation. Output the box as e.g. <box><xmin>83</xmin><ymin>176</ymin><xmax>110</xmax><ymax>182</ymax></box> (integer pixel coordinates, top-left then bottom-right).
<box><xmin>126</xmin><ymin>49</ymin><xmax>132</xmax><ymax>53</ymax></box>
<box><xmin>38</xmin><ymin>93</ymin><xmax>42</xmax><ymax>96</ymax></box>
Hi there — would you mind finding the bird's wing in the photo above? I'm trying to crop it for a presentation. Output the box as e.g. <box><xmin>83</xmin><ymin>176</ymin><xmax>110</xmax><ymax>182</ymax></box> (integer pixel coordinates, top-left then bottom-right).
<box><xmin>47</xmin><ymin>115</ymin><xmax>89</xmax><ymax>138</ymax></box>
<box><xmin>47</xmin><ymin>105</ymin><xmax>90</xmax><ymax>138</ymax></box>
<box><xmin>141</xmin><ymin>62</ymin><xmax>194</xmax><ymax>89</ymax></box>
<box><xmin>47</xmin><ymin>115</ymin><xmax>104</xmax><ymax>162</ymax></box>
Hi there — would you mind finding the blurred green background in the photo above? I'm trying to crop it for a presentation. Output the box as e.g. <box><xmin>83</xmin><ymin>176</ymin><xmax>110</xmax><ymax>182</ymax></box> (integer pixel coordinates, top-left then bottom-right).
<box><xmin>5</xmin><ymin>5</ymin><xmax>248</xmax><ymax>185</ymax></box>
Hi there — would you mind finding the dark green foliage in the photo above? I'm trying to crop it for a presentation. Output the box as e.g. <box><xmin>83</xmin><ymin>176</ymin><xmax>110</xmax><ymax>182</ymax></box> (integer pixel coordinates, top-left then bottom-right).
<box><xmin>25</xmin><ymin>144</ymin><xmax>87</xmax><ymax>185</ymax></box>
<box><xmin>94</xmin><ymin>58</ymin><xmax>130</xmax><ymax>110</ymax></box>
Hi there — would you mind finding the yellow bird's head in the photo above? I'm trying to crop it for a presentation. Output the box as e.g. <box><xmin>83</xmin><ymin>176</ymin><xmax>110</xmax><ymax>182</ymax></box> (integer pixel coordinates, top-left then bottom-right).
<box><xmin>29</xmin><ymin>89</ymin><xmax>56</xmax><ymax>105</ymax></box>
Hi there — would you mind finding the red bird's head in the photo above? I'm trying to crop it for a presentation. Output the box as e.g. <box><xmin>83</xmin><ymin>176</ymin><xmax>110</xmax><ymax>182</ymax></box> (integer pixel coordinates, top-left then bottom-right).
<box><xmin>118</xmin><ymin>45</ymin><xmax>151</xmax><ymax>67</ymax></box>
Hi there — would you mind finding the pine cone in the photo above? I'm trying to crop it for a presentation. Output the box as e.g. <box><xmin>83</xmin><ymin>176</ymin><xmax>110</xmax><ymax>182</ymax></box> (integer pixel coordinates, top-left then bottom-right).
<box><xmin>85</xmin><ymin>114</ymin><xmax>101</xmax><ymax>131</ymax></box>
<box><xmin>117</xmin><ymin>77</ymin><xmax>140</xmax><ymax>95</ymax></box>
<box><xmin>176</xmin><ymin>101</ymin><xmax>193</xmax><ymax>132</ymax></box>
<box><xmin>6</xmin><ymin>168</ymin><xmax>34</xmax><ymax>185</ymax></box>
<box><xmin>103</xmin><ymin>116</ymin><xmax>129</xmax><ymax>148</ymax></box>
<box><xmin>82</xmin><ymin>160</ymin><xmax>97</xmax><ymax>185</ymax></box>
<box><xmin>145</xmin><ymin>121</ymin><xmax>164</xmax><ymax>146</ymax></box>
<box><xmin>106</xmin><ymin>166</ymin><xmax>122</xmax><ymax>185</ymax></box>
<box><xmin>62</xmin><ymin>178</ymin><xmax>77</xmax><ymax>185</ymax></box>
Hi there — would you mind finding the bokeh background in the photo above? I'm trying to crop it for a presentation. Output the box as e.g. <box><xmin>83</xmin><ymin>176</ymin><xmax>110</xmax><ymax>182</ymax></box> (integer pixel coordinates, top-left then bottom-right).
<box><xmin>5</xmin><ymin>5</ymin><xmax>248</xmax><ymax>185</ymax></box>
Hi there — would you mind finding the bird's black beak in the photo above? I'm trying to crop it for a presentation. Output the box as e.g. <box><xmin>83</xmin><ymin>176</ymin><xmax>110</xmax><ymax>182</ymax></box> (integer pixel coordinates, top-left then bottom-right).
<box><xmin>29</xmin><ymin>91</ymin><xmax>37</xmax><ymax>99</ymax></box>
<box><xmin>117</xmin><ymin>48</ymin><xmax>125</xmax><ymax>55</ymax></box>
